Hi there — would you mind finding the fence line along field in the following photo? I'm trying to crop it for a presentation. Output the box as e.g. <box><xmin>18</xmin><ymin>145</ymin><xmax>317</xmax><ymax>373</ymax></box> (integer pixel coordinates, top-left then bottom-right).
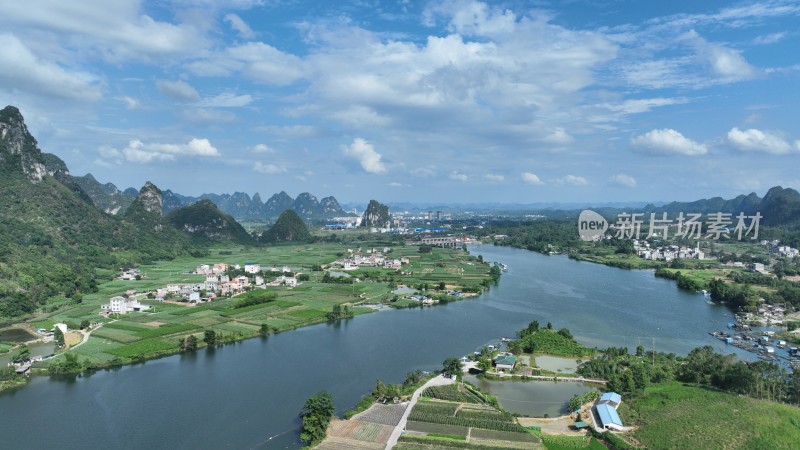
<box><xmin>21</xmin><ymin>240</ymin><xmax>493</xmax><ymax>372</ymax></box>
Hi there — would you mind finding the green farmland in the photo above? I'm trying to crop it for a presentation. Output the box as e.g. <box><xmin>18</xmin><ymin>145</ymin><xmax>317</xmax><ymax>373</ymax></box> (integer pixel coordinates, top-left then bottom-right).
<box><xmin>24</xmin><ymin>240</ymin><xmax>493</xmax><ymax>370</ymax></box>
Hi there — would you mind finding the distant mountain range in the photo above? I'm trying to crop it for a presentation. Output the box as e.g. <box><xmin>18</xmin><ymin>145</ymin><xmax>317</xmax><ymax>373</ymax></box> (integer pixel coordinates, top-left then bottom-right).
<box><xmin>641</xmin><ymin>187</ymin><xmax>800</xmax><ymax>226</ymax></box>
<box><xmin>74</xmin><ymin>173</ymin><xmax>351</xmax><ymax>222</ymax></box>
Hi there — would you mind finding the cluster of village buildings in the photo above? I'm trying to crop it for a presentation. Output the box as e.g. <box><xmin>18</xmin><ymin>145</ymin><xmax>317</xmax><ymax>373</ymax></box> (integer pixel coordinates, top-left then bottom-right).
<box><xmin>331</xmin><ymin>247</ymin><xmax>409</xmax><ymax>271</ymax></box>
<box><xmin>101</xmin><ymin>262</ymin><xmax>302</xmax><ymax>315</ymax></box>
<box><xmin>633</xmin><ymin>240</ymin><xmax>705</xmax><ymax>261</ymax></box>
<box><xmin>761</xmin><ymin>240</ymin><xmax>800</xmax><ymax>258</ymax></box>
<box><xmin>738</xmin><ymin>304</ymin><xmax>788</xmax><ymax>327</ymax></box>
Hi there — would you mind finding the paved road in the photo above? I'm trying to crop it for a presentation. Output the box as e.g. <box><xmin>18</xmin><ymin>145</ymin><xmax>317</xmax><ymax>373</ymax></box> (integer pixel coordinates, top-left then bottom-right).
<box><xmin>384</xmin><ymin>374</ymin><xmax>455</xmax><ymax>449</ymax></box>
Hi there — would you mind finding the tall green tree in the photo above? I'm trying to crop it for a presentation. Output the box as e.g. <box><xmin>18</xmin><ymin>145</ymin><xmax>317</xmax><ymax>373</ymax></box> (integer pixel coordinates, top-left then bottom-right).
<box><xmin>299</xmin><ymin>391</ymin><xmax>335</xmax><ymax>445</ymax></box>
<box><xmin>442</xmin><ymin>357</ymin><xmax>462</xmax><ymax>377</ymax></box>
<box><xmin>204</xmin><ymin>330</ymin><xmax>217</xmax><ymax>347</ymax></box>
<box><xmin>54</xmin><ymin>327</ymin><xmax>65</xmax><ymax>348</ymax></box>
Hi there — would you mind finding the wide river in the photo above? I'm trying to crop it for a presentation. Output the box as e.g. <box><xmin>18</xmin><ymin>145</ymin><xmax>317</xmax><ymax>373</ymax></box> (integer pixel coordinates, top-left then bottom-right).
<box><xmin>0</xmin><ymin>245</ymin><xmax>749</xmax><ymax>449</ymax></box>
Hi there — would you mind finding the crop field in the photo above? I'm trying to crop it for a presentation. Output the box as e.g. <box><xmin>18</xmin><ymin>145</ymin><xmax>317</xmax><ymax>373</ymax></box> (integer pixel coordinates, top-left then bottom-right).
<box><xmin>413</xmin><ymin>401</ymin><xmax>459</xmax><ymax>417</ymax></box>
<box><xmin>26</xmin><ymin>242</ymin><xmax>490</xmax><ymax>368</ymax></box>
<box><xmin>470</xmin><ymin>429</ymin><xmax>539</xmax><ymax>443</ymax></box>
<box><xmin>353</xmin><ymin>402</ymin><xmax>408</xmax><ymax>426</ymax></box>
<box><xmin>421</xmin><ymin>385</ymin><xmax>485</xmax><ymax>404</ymax></box>
<box><xmin>406</xmin><ymin>421</ymin><xmax>470</xmax><ymax>437</ymax></box>
<box><xmin>409</xmin><ymin>397</ymin><xmax>528</xmax><ymax>434</ymax></box>
<box><xmin>318</xmin><ymin>418</ymin><xmax>393</xmax><ymax>450</ymax></box>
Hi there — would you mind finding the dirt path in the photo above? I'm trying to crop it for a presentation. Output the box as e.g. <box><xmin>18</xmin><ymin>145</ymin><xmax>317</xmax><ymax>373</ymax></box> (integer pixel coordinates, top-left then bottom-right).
<box><xmin>67</xmin><ymin>323</ymin><xmax>103</xmax><ymax>350</ymax></box>
<box><xmin>384</xmin><ymin>375</ymin><xmax>455</xmax><ymax>449</ymax></box>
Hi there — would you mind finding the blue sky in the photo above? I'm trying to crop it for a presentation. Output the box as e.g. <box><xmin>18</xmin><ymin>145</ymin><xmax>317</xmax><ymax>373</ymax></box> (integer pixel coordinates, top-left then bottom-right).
<box><xmin>1</xmin><ymin>0</ymin><xmax>799</xmax><ymax>204</ymax></box>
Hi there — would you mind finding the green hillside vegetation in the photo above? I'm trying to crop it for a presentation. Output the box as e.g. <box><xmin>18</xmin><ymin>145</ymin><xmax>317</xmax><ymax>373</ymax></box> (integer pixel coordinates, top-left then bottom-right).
<box><xmin>73</xmin><ymin>173</ymin><xmax>135</xmax><ymax>214</ymax></box>
<box><xmin>167</xmin><ymin>199</ymin><xmax>255</xmax><ymax>245</ymax></box>
<box><xmin>509</xmin><ymin>322</ymin><xmax>595</xmax><ymax>357</ymax></box>
<box><xmin>261</xmin><ymin>209</ymin><xmax>312</xmax><ymax>243</ymax></box>
<box><xmin>0</xmin><ymin>107</ymin><xmax>197</xmax><ymax>318</ymax></box>
<box><xmin>621</xmin><ymin>382</ymin><xmax>800</xmax><ymax>450</ymax></box>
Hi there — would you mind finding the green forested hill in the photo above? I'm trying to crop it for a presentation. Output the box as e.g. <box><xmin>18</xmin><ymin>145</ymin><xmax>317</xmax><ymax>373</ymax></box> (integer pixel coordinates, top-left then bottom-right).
<box><xmin>261</xmin><ymin>209</ymin><xmax>312</xmax><ymax>243</ymax></box>
<box><xmin>0</xmin><ymin>106</ymin><xmax>197</xmax><ymax>318</ymax></box>
<box><xmin>167</xmin><ymin>199</ymin><xmax>255</xmax><ymax>245</ymax></box>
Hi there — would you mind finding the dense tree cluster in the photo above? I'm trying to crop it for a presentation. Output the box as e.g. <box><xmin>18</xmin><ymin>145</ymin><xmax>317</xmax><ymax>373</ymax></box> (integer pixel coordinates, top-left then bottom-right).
<box><xmin>577</xmin><ymin>345</ymin><xmax>800</xmax><ymax>406</ymax></box>
<box><xmin>508</xmin><ymin>321</ymin><xmax>595</xmax><ymax>357</ymax></box>
<box><xmin>299</xmin><ymin>391</ymin><xmax>335</xmax><ymax>445</ymax></box>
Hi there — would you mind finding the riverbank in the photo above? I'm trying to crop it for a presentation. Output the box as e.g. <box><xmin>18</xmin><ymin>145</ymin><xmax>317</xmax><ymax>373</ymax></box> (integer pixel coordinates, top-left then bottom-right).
<box><xmin>0</xmin><ymin>243</ymin><xmax>495</xmax><ymax>393</ymax></box>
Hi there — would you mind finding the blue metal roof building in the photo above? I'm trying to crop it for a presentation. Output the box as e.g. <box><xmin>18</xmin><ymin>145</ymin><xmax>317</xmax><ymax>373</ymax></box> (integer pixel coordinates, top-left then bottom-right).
<box><xmin>598</xmin><ymin>392</ymin><xmax>622</xmax><ymax>406</ymax></box>
<box><xmin>596</xmin><ymin>404</ymin><xmax>624</xmax><ymax>430</ymax></box>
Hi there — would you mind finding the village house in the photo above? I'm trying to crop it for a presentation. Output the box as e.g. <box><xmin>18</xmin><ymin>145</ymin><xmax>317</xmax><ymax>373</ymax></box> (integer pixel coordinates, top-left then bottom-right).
<box><xmin>244</xmin><ymin>263</ymin><xmax>261</xmax><ymax>274</ymax></box>
<box><xmin>101</xmin><ymin>296</ymin><xmax>151</xmax><ymax>315</ymax></box>
<box><xmin>119</xmin><ymin>268</ymin><xmax>141</xmax><ymax>280</ymax></box>
<box><xmin>493</xmin><ymin>353</ymin><xmax>518</xmax><ymax>371</ymax></box>
<box><xmin>205</xmin><ymin>277</ymin><xmax>220</xmax><ymax>292</ymax></box>
<box><xmin>267</xmin><ymin>275</ymin><xmax>298</xmax><ymax>287</ymax></box>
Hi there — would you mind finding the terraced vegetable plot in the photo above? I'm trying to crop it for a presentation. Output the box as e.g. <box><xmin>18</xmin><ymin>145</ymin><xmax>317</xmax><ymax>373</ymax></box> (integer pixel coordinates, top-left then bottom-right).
<box><xmin>470</xmin><ymin>429</ymin><xmax>540</xmax><ymax>443</ymax></box>
<box><xmin>406</xmin><ymin>421</ymin><xmax>470</xmax><ymax>437</ymax></box>
<box><xmin>353</xmin><ymin>402</ymin><xmax>408</xmax><ymax>426</ymax></box>
<box><xmin>421</xmin><ymin>384</ymin><xmax>484</xmax><ymax>404</ymax></box>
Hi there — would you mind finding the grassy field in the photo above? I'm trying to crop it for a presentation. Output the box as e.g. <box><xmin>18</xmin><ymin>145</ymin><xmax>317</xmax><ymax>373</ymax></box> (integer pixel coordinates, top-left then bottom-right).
<box><xmin>621</xmin><ymin>382</ymin><xmax>800</xmax><ymax>450</ymax></box>
<box><xmin>17</xmin><ymin>241</ymin><xmax>491</xmax><ymax>370</ymax></box>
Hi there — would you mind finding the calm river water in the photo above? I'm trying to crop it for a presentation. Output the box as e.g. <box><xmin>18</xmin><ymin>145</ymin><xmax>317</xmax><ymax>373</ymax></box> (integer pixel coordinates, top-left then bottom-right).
<box><xmin>0</xmin><ymin>245</ymin><xmax>750</xmax><ymax>449</ymax></box>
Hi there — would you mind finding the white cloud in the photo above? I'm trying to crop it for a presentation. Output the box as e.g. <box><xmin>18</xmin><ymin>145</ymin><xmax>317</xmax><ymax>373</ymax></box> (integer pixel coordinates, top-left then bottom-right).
<box><xmin>521</xmin><ymin>172</ymin><xmax>544</xmax><ymax>186</ymax></box>
<box><xmin>484</xmin><ymin>174</ymin><xmax>504</xmax><ymax>181</ymax></box>
<box><xmin>199</xmin><ymin>92</ymin><xmax>253</xmax><ymax>108</ymax></box>
<box><xmin>224</xmin><ymin>13</ymin><xmax>257</xmax><ymax>39</ymax></box>
<box><xmin>684</xmin><ymin>30</ymin><xmax>758</xmax><ymax>81</ymax></box>
<box><xmin>609</xmin><ymin>173</ymin><xmax>637</xmax><ymax>187</ymax></box>
<box><xmin>257</xmin><ymin>124</ymin><xmax>322</xmax><ymax>140</ymax></box>
<box><xmin>598</xmin><ymin>98</ymin><xmax>689</xmax><ymax>115</ymax></box>
<box><xmin>105</xmin><ymin>138</ymin><xmax>220</xmax><ymax>163</ymax></box>
<box><xmin>424</xmin><ymin>0</ymin><xmax>518</xmax><ymax>36</ymax></box>
<box><xmin>252</xmin><ymin>144</ymin><xmax>275</xmax><ymax>154</ymax></box>
<box><xmin>341</xmin><ymin>138</ymin><xmax>386</xmax><ymax>174</ymax></box>
<box><xmin>156</xmin><ymin>79</ymin><xmax>200</xmax><ymax>102</ymax></box>
<box><xmin>631</xmin><ymin>129</ymin><xmax>708</xmax><ymax>156</ymax></box>
<box><xmin>0</xmin><ymin>33</ymin><xmax>101</xmax><ymax>101</ymax></box>
<box><xmin>543</xmin><ymin>128</ymin><xmax>573</xmax><ymax>145</ymax></box>
<box><xmin>753</xmin><ymin>32</ymin><xmax>786</xmax><ymax>45</ymax></box>
<box><xmin>727</xmin><ymin>127</ymin><xmax>795</xmax><ymax>155</ymax></box>
<box><xmin>329</xmin><ymin>105</ymin><xmax>391</xmax><ymax>127</ymax></box>
<box><xmin>253</xmin><ymin>162</ymin><xmax>286</xmax><ymax>174</ymax></box>
<box><xmin>388</xmin><ymin>181</ymin><xmax>411</xmax><ymax>188</ymax></box>
<box><xmin>449</xmin><ymin>171</ymin><xmax>468</xmax><ymax>181</ymax></box>
<box><xmin>557</xmin><ymin>175</ymin><xmax>589</xmax><ymax>186</ymax></box>
<box><xmin>188</xmin><ymin>42</ymin><xmax>305</xmax><ymax>85</ymax></box>
<box><xmin>411</xmin><ymin>166</ymin><xmax>437</xmax><ymax>178</ymax></box>
<box><xmin>121</xmin><ymin>96</ymin><xmax>140</xmax><ymax>109</ymax></box>
<box><xmin>0</xmin><ymin>1</ymin><xmax>207</xmax><ymax>62</ymax></box>
<box><xmin>180</xmin><ymin>108</ymin><xmax>236</xmax><ymax>124</ymax></box>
